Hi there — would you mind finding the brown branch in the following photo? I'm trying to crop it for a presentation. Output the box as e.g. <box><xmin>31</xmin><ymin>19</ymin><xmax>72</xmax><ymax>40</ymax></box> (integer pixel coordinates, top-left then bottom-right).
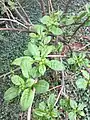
<box><xmin>48</xmin><ymin>0</ymin><xmax>53</xmax><ymax>12</ymax></box>
<box><xmin>54</xmin><ymin>86</ymin><xmax>64</xmax><ymax>106</ymax></box>
<box><xmin>54</xmin><ymin>58</ymin><xmax>65</xmax><ymax>106</ymax></box>
<box><xmin>64</xmin><ymin>0</ymin><xmax>72</xmax><ymax>14</ymax></box>
<box><xmin>0</xmin><ymin>67</ymin><xmax>20</xmax><ymax>79</ymax></box>
<box><xmin>15</xmin><ymin>0</ymin><xmax>32</xmax><ymax>24</ymax></box>
<box><xmin>47</xmin><ymin>54</ymin><xmax>66</xmax><ymax>58</ymax></box>
<box><xmin>0</xmin><ymin>28</ymin><xmax>29</xmax><ymax>32</ymax></box>
<box><xmin>14</xmin><ymin>8</ymin><xmax>29</xmax><ymax>25</ymax></box>
<box><xmin>48</xmin><ymin>85</ymin><xmax>62</xmax><ymax>91</ymax></box>
<box><xmin>71</xmin><ymin>17</ymin><xmax>89</xmax><ymax>38</ymax></box>
<box><xmin>0</xmin><ymin>18</ymin><xmax>28</xmax><ymax>29</ymax></box>
<box><xmin>39</xmin><ymin>0</ymin><xmax>46</xmax><ymax>16</ymax></box>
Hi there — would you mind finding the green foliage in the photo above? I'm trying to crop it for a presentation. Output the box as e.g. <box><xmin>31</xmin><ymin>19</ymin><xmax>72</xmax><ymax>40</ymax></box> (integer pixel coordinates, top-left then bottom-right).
<box><xmin>76</xmin><ymin>77</ymin><xmax>88</xmax><ymax>90</ymax></box>
<box><xmin>11</xmin><ymin>75</ymin><xmax>25</xmax><ymax>86</ymax></box>
<box><xmin>67</xmin><ymin>52</ymin><xmax>89</xmax><ymax>71</ymax></box>
<box><xmin>4</xmin><ymin>87</ymin><xmax>19</xmax><ymax>102</ymax></box>
<box><xmin>60</xmin><ymin>98</ymin><xmax>86</xmax><ymax>120</ymax></box>
<box><xmin>20</xmin><ymin>89</ymin><xmax>35</xmax><ymax>111</ymax></box>
<box><xmin>34</xmin><ymin>94</ymin><xmax>59</xmax><ymax>120</ymax></box>
<box><xmin>3</xmin><ymin>4</ymin><xmax>90</xmax><ymax>120</ymax></box>
<box><xmin>76</xmin><ymin>70</ymin><xmax>90</xmax><ymax>90</ymax></box>
<box><xmin>46</xmin><ymin>60</ymin><xmax>65</xmax><ymax>71</ymax></box>
<box><xmin>34</xmin><ymin>80</ymin><xmax>49</xmax><ymax>93</ymax></box>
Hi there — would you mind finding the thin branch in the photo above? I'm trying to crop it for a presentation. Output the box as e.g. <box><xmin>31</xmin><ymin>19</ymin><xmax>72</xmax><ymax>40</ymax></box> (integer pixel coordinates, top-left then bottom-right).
<box><xmin>14</xmin><ymin>8</ymin><xmax>29</xmax><ymax>25</ymax></box>
<box><xmin>47</xmin><ymin>54</ymin><xmax>66</xmax><ymax>58</ymax></box>
<box><xmin>39</xmin><ymin>0</ymin><xmax>46</xmax><ymax>16</ymax></box>
<box><xmin>15</xmin><ymin>0</ymin><xmax>32</xmax><ymax>24</ymax></box>
<box><xmin>0</xmin><ymin>18</ymin><xmax>28</xmax><ymax>29</ymax></box>
<box><xmin>0</xmin><ymin>28</ymin><xmax>29</xmax><ymax>32</ymax></box>
<box><xmin>48</xmin><ymin>85</ymin><xmax>62</xmax><ymax>91</ymax></box>
<box><xmin>71</xmin><ymin>17</ymin><xmax>89</xmax><ymax>38</ymax></box>
<box><xmin>27</xmin><ymin>106</ymin><xmax>31</xmax><ymax>120</ymax></box>
<box><xmin>54</xmin><ymin>86</ymin><xmax>64</xmax><ymax>106</ymax></box>
<box><xmin>48</xmin><ymin>0</ymin><xmax>54</xmax><ymax>12</ymax></box>
<box><xmin>54</xmin><ymin>58</ymin><xmax>65</xmax><ymax>106</ymax></box>
<box><xmin>0</xmin><ymin>67</ymin><xmax>20</xmax><ymax>79</ymax></box>
<box><xmin>7</xmin><ymin>7</ymin><xmax>15</xmax><ymax>19</ymax></box>
<box><xmin>64</xmin><ymin>0</ymin><xmax>72</xmax><ymax>14</ymax></box>
<box><xmin>76</xmin><ymin>43</ymin><xmax>90</xmax><ymax>51</ymax></box>
<box><xmin>27</xmin><ymin>88</ymin><xmax>35</xmax><ymax>120</ymax></box>
<box><xmin>2</xmin><ymin>2</ymin><xmax>14</xmax><ymax>28</ymax></box>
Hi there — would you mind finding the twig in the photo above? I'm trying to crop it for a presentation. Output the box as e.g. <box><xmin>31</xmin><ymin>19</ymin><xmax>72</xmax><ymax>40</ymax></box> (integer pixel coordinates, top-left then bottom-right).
<box><xmin>64</xmin><ymin>0</ymin><xmax>72</xmax><ymax>14</ymax></box>
<box><xmin>14</xmin><ymin>8</ymin><xmax>29</xmax><ymax>25</ymax></box>
<box><xmin>71</xmin><ymin>17</ymin><xmax>89</xmax><ymax>38</ymax></box>
<box><xmin>0</xmin><ymin>28</ymin><xmax>29</xmax><ymax>32</ymax></box>
<box><xmin>81</xmin><ymin>36</ymin><xmax>90</xmax><ymax>41</ymax></box>
<box><xmin>54</xmin><ymin>86</ymin><xmax>64</xmax><ymax>106</ymax></box>
<box><xmin>54</xmin><ymin>58</ymin><xmax>65</xmax><ymax>106</ymax></box>
<box><xmin>2</xmin><ymin>2</ymin><xmax>14</xmax><ymax>28</ymax></box>
<box><xmin>76</xmin><ymin>43</ymin><xmax>90</xmax><ymax>51</ymax></box>
<box><xmin>27</xmin><ymin>88</ymin><xmax>35</xmax><ymax>120</ymax></box>
<box><xmin>48</xmin><ymin>0</ymin><xmax>51</xmax><ymax>14</ymax></box>
<box><xmin>0</xmin><ymin>67</ymin><xmax>20</xmax><ymax>79</ymax></box>
<box><xmin>27</xmin><ymin>106</ymin><xmax>31</xmax><ymax>120</ymax></box>
<box><xmin>47</xmin><ymin>54</ymin><xmax>66</xmax><ymax>58</ymax></box>
<box><xmin>39</xmin><ymin>0</ymin><xmax>46</xmax><ymax>16</ymax></box>
<box><xmin>48</xmin><ymin>85</ymin><xmax>62</xmax><ymax>91</ymax></box>
<box><xmin>15</xmin><ymin>0</ymin><xmax>32</xmax><ymax>24</ymax></box>
<box><xmin>6</xmin><ymin>7</ymin><xmax>15</xmax><ymax>19</ymax></box>
<box><xmin>0</xmin><ymin>18</ymin><xmax>28</xmax><ymax>29</ymax></box>
<box><xmin>48</xmin><ymin>0</ymin><xmax>53</xmax><ymax>12</ymax></box>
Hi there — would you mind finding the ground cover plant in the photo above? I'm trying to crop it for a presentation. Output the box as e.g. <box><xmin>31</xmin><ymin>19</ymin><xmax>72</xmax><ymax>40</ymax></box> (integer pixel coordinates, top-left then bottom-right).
<box><xmin>0</xmin><ymin>0</ymin><xmax>90</xmax><ymax>120</ymax></box>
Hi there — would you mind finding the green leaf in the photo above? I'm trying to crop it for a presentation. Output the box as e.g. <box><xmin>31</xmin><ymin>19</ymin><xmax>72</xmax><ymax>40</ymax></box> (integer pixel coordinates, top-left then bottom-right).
<box><xmin>67</xmin><ymin>58</ymin><xmax>75</xmax><ymax>65</ymax></box>
<box><xmin>24</xmin><ymin>50</ymin><xmax>30</xmax><ymax>56</ymax></box>
<box><xmin>12</xmin><ymin>57</ymin><xmax>33</xmax><ymax>66</ymax></box>
<box><xmin>77</xmin><ymin>11</ymin><xmax>86</xmax><ymax>20</ymax></box>
<box><xmin>4</xmin><ymin>87</ymin><xmax>19</xmax><ymax>102</ymax></box>
<box><xmin>60</xmin><ymin>99</ymin><xmax>66</xmax><ymax>107</ymax></box>
<box><xmin>28</xmin><ymin>42</ymin><xmax>40</xmax><ymax>57</ymax></box>
<box><xmin>66</xmin><ymin>17</ymin><xmax>74</xmax><ymax>25</ymax></box>
<box><xmin>47</xmin><ymin>94</ymin><xmax>56</xmax><ymax>108</ymax></box>
<box><xmin>29</xmin><ymin>33</ymin><xmax>37</xmax><ymax>38</ymax></box>
<box><xmin>44</xmin><ymin>36</ymin><xmax>51</xmax><ymax>44</ymax></box>
<box><xmin>20</xmin><ymin>89</ymin><xmax>35</xmax><ymax>111</ymax></box>
<box><xmin>20</xmin><ymin>57</ymin><xmax>33</xmax><ymax>78</ymax></box>
<box><xmin>68</xmin><ymin>112</ymin><xmax>76</xmax><ymax>120</ymax></box>
<box><xmin>51</xmin><ymin>108</ymin><xmax>59</xmax><ymax>118</ymax></box>
<box><xmin>40</xmin><ymin>15</ymin><xmax>51</xmax><ymax>25</ymax></box>
<box><xmin>85</xmin><ymin>3</ymin><xmax>90</xmax><ymax>13</ymax></box>
<box><xmin>76</xmin><ymin>78</ymin><xmax>88</xmax><ymax>90</ymax></box>
<box><xmin>78</xmin><ymin>103</ymin><xmax>86</xmax><ymax>111</ymax></box>
<box><xmin>79</xmin><ymin>111</ymin><xmax>85</xmax><ymax>116</ymax></box>
<box><xmin>29</xmin><ymin>67</ymin><xmax>41</xmax><ymax>78</ymax></box>
<box><xmin>46</xmin><ymin>60</ymin><xmax>65</xmax><ymax>71</ymax></box>
<box><xmin>50</xmin><ymin>26</ymin><xmax>63</xmax><ymax>35</ymax></box>
<box><xmin>34</xmin><ymin>80</ymin><xmax>49</xmax><ymax>93</ymax></box>
<box><xmin>39</xmin><ymin>64</ymin><xmax>46</xmax><ymax>75</ymax></box>
<box><xmin>57</xmin><ymin>42</ymin><xmax>63</xmax><ymax>52</ymax></box>
<box><xmin>12</xmin><ymin>57</ymin><xmax>23</xmax><ymax>66</ymax></box>
<box><xmin>70</xmin><ymin>99</ymin><xmax>77</xmax><ymax>109</ymax></box>
<box><xmin>81</xmin><ymin>70</ymin><xmax>90</xmax><ymax>80</ymax></box>
<box><xmin>85</xmin><ymin>21</ymin><xmax>90</xmax><ymax>26</ymax></box>
<box><xmin>11</xmin><ymin>75</ymin><xmax>25</xmax><ymax>86</ymax></box>
<box><xmin>8</xmin><ymin>0</ymin><xmax>15</xmax><ymax>9</ymax></box>
<box><xmin>34</xmin><ymin>109</ymin><xmax>46</xmax><ymax>116</ymax></box>
<box><xmin>39</xmin><ymin>102</ymin><xmax>46</xmax><ymax>110</ymax></box>
<box><xmin>41</xmin><ymin>45</ymin><xmax>54</xmax><ymax>57</ymax></box>
<box><xmin>34</xmin><ymin>25</ymin><xmax>45</xmax><ymax>34</ymax></box>
<box><xmin>26</xmin><ymin>78</ymin><xmax>35</xmax><ymax>88</ymax></box>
